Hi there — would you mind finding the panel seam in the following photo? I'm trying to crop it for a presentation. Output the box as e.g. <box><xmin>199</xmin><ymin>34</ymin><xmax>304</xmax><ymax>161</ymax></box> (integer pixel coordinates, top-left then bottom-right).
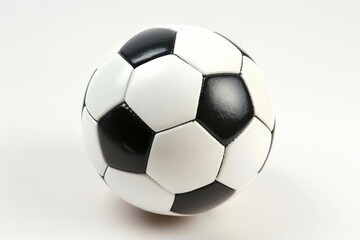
<box><xmin>258</xmin><ymin>119</ymin><xmax>276</xmax><ymax>173</ymax></box>
<box><xmin>254</xmin><ymin>115</ymin><xmax>273</xmax><ymax>132</ymax></box>
<box><xmin>84</xmin><ymin>106</ymin><xmax>98</xmax><ymax>123</ymax></box>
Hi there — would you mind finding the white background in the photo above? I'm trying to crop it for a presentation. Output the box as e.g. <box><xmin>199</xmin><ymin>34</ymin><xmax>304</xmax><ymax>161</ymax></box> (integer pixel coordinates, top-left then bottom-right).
<box><xmin>1</xmin><ymin>0</ymin><xmax>359</xmax><ymax>239</ymax></box>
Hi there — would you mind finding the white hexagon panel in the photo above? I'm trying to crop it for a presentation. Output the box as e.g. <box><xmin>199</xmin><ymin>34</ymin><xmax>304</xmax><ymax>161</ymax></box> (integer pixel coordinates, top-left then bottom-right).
<box><xmin>241</xmin><ymin>56</ymin><xmax>275</xmax><ymax>130</ymax></box>
<box><xmin>125</xmin><ymin>55</ymin><xmax>203</xmax><ymax>132</ymax></box>
<box><xmin>147</xmin><ymin>122</ymin><xmax>224</xmax><ymax>194</ymax></box>
<box><xmin>81</xmin><ymin>107</ymin><xmax>107</xmax><ymax>176</ymax></box>
<box><xmin>85</xmin><ymin>54</ymin><xmax>133</xmax><ymax>120</ymax></box>
<box><xmin>217</xmin><ymin>118</ymin><xmax>272</xmax><ymax>190</ymax></box>
<box><xmin>104</xmin><ymin>167</ymin><xmax>177</xmax><ymax>215</ymax></box>
<box><xmin>174</xmin><ymin>27</ymin><xmax>242</xmax><ymax>75</ymax></box>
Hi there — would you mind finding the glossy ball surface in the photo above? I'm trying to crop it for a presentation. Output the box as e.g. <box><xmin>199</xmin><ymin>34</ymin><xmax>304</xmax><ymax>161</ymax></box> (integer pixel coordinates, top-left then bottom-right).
<box><xmin>81</xmin><ymin>26</ymin><xmax>275</xmax><ymax>216</ymax></box>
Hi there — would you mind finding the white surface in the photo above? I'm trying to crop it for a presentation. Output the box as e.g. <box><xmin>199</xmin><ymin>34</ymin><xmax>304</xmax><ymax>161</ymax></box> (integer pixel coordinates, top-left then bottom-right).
<box><xmin>1</xmin><ymin>0</ymin><xmax>360</xmax><ymax>239</ymax></box>
<box><xmin>126</xmin><ymin>55</ymin><xmax>202</xmax><ymax>132</ymax></box>
<box><xmin>241</xmin><ymin>56</ymin><xmax>275</xmax><ymax>130</ymax></box>
<box><xmin>147</xmin><ymin>122</ymin><xmax>224</xmax><ymax>193</ymax></box>
<box><xmin>217</xmin><ymin>118</ymin><xmax>272</xmax><ymax>190</ymax></box>
<box><xmin>85</xmin><ymin>53</ymin><xmax>133</xmax><ymax>120</ymax></box>
<box><xmin>81</xmin><ymin>107</ymin><xmax>107</xmax><ymax>176</ymax></box>
<box><xmin>174</xmin><ymin>27</ymin><xmax>242</xmax><ymax>75</ymax></box>
<box><xmin>104</xmin><ymin>167</ymin><xmax>176</xmax><ymax>215</ymax></box>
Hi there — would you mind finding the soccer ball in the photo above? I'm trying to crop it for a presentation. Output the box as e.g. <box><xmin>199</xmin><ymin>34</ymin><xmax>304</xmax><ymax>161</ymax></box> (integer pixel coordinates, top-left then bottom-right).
<box><xmin>81</xmin><ymin>26</ymin><xmax>275</xmax><ymax>216</ymax></box>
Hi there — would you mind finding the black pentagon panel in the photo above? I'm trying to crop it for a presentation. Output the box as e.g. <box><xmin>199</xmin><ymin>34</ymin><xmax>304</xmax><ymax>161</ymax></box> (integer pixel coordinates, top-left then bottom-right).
<box><xmin>196</xmin><ymin>75</ymin><xmax>254</xmax><ymax>146</ymax></box>
<box><xmin>119</xmin><ymin>28</ymin><xmax>176</xmax><ymax>68</ymax></box>
<box><xmin>97</xmin><ymin>103</ymin><xmax>155</xmax><ymax>173</ymax></box>
<box><xmin>170</xmin><ymin>181</ymin><xmax>235</xmax><ymax>215</ymax></box>
<box><xmin>258</xmin><ymin>119</ymin><xmax>276</xmax><ymax>173</ymax></box>
<box><xmin>215</xmin><ymin>32</ymin><xmax>254</xmax><ymax>62</ymax></box>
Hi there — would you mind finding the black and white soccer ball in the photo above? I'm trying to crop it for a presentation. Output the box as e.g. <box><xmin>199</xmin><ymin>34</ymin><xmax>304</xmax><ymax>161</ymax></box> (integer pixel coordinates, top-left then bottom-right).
<box><xmin>81</xmin><ymin>25</ymin><xmax>275</xmax><ymax>216</ymax></box>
